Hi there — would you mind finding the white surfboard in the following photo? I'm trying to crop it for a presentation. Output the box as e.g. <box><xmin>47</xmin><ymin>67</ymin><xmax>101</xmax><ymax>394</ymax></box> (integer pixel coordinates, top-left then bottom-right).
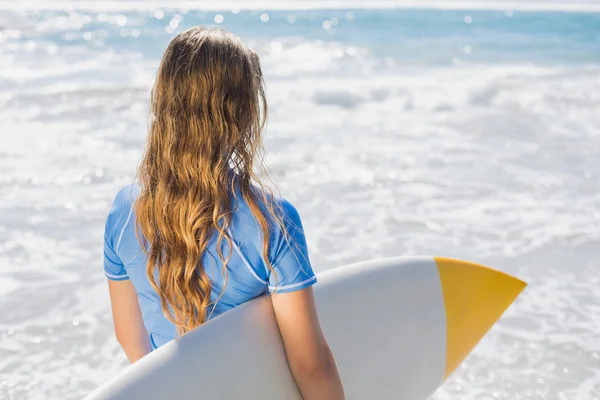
<box><xmin>86</xmin><ymin>256</ymin><xmax>526</xmax><ymax>400</ymax></box>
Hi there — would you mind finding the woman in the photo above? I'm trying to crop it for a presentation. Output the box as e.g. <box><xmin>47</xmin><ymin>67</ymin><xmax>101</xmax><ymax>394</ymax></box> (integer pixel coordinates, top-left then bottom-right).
<box><xmin>103</xmin><ymin>27</ymin><xmax>345</xmax><ymax>399</ymax></box>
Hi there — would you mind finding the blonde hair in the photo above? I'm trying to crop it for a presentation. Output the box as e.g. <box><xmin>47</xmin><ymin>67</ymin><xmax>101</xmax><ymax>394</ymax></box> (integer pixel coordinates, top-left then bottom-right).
<box><xmin>135</xmin><ymin>27</ymin><xmax>277</xmax><ymax>334</ymax></box>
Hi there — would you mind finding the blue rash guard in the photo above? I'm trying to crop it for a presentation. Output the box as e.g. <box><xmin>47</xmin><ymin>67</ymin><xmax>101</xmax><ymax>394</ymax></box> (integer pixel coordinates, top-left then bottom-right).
<box><xmin>103</xmin><ymin>183</ymin><xmax>317</xmax><ymax>350</ymax></box>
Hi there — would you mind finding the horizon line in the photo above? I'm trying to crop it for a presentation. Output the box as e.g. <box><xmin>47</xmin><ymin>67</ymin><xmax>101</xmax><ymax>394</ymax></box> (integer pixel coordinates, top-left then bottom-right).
<box><xmin>2</xmin><ymin>0</ymin><xmax>600</xmax><ymax>13</ymax></box>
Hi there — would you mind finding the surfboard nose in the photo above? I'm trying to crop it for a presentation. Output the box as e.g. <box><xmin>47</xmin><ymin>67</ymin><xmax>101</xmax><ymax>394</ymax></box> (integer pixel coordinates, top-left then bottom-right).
<box><xmin>434</xmin><ymin>257</ymin><xmax>527</xmax><ymax>379</ymax></box>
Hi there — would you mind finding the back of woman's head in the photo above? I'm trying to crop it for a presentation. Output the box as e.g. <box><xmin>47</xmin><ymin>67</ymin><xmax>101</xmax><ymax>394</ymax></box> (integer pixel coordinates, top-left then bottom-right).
<box><xmin>135</xmin><ymin>27</ymin><xmax>276</xmax><ymax>333</ymax></box>
<box><xmin>149</xmin><ymin>27</ymin><xmax>266</xmax><ymax>179</ymax></box>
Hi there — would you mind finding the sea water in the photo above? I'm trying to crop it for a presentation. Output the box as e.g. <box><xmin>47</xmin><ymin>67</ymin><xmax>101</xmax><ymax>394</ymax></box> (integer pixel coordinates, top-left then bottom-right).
<box><xmin>0</xmin><ymin>1</ymin><xmax>599</xmax><ymax>399</ymax></box>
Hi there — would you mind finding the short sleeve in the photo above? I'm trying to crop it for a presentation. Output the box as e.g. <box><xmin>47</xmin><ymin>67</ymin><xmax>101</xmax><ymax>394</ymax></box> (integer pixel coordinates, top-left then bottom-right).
<box><xmin>268</xmin><ymin>199</ymin><xmax>316</xmax><ymax>293</ymax></box>
<box><xmin>103</xmin><ymin>188</ymin><xmax>131</xmax><ymax>281</ymax></box>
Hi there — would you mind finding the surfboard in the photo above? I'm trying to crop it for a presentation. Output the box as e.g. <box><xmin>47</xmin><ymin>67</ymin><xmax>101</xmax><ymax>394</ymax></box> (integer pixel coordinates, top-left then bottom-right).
<box><xmin>86</xmin><ymin>256</ymin><xmax>526</xmax><ymax>400</ymax></box>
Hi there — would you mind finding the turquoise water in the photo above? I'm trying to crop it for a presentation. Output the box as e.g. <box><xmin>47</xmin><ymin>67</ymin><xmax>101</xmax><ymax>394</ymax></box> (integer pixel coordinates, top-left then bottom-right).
<box><xmin>1</xmin><ymin>3</ymin><xmax>599</xmax><ymax>400</ymax></box>
<box><xmin>10</xmin><ymin>8</ymin><xmax>600</xmax><ymax>61</ymax></box>
<box><xmin>5</xmin><ymin>7</ymin><xmax>600</xmax><ymax>69</ymax></box>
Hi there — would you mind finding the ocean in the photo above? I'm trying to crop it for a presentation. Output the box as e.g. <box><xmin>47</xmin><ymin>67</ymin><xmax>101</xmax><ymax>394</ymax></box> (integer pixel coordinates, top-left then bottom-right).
<box><xmin>0</xmin><ymin>1</ymin><xmax>599</xmax><ymax>399</ymax></box>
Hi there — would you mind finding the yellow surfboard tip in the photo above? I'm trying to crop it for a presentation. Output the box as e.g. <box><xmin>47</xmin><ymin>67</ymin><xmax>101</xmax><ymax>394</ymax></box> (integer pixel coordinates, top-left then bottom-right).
<box><xmin>434</xmin><ymin>257</ymin><xmax>527</xmax><ymax>379</ymax></box>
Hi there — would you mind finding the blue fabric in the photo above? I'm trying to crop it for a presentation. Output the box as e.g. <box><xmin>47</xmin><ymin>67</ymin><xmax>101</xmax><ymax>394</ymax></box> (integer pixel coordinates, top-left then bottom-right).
<box><xmin>103</xmin><ymin>183</ymin><xmax>317</xmax><ymax>350</ymax></box>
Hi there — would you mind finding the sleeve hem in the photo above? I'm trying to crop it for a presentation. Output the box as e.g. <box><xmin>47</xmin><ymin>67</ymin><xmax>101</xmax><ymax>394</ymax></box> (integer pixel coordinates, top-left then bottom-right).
<box><xmin>105</xmin><ymin>272</ymin><xmax>130</xmax><ymax>281</ymax></box>
<box><xmin>269</xmin><ymin>276</ymin><xmax>317</xmax><ymax>294</ymax></box>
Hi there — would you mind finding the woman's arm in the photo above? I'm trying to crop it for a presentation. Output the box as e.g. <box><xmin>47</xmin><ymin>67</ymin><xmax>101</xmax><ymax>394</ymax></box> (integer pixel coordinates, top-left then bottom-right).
<box><xmin>107</xmin><ymin>279</ymin><xmax>151</xmax><ymax>363</ymax></box>
<box><xmin>271</xmin><ymin>286</ymin><xmax>345</xmax><ymax>400</ymax></box>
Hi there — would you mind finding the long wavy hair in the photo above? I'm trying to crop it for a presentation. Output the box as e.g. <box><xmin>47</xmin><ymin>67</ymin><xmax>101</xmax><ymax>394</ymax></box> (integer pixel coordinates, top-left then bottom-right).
<box><xmin>135</xmin><ymin>27</ymin><xmax>278</xmax><ymax>334</ymax></box>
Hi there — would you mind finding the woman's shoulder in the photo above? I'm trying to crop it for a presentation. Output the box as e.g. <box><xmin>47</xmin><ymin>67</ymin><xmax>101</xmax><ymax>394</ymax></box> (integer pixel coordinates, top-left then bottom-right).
<box><xmin>246</xmin><ymin>187</ymin><xmax>301</xmax><ymax>226</ymax></box>
<box><xmin>259</xmin><ymin>192</ymin><xmax>305</xmax><ymax>241</ymax></box>
<box><xmin>105</xmin><ymin>183</ymin><xmax>140</xmax><ymax>234</ymax></box>
<box><xmin>272</xmin><ymin>195</ymin><xmax>301</xmax><ymax>227</ymax></box>
<box><xmin>111</xmin><ymin>183</ymin><xmax>140</xmax><ymax>210</ymax></box>
<box><xmin>233</xmin><ymin>188</ymin><xmax>303</xmax><ymax>242</ymax></box>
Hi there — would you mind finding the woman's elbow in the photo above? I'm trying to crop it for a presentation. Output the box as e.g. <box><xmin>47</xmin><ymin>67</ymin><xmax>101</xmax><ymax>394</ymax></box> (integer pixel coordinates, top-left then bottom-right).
<box><xmin>301</xmin><ymin>363</ymin><xmax>338</xmax><ymax>383</ymax></box>
<box><xmin>114</xmin><ymin>326</ymin><xmax>129</xmax><ymax>346</ymax></box>
<box><xmin>114</xmin><ymin>332</ymin><xmax>125</xmax><ymax>347</ymax></box>
<box><xmin>292</xmin><ymin>350</ymin><xmax>338</xmax><ymax>381</ymax></box>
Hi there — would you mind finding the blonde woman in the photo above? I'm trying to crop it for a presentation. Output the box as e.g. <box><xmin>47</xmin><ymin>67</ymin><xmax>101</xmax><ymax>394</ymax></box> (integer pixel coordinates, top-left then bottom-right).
<box><xmin>103</xmin><ymin>27</ymin><xmax>345</xmax><ymax>399</ymax></box>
